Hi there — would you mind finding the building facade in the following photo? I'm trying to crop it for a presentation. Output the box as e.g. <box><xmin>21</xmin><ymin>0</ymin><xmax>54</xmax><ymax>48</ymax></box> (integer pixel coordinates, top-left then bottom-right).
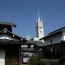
<box><xmin>40</xmin><ymin>27</ymin><xmax>65</xmax><ymax>59</ymax></box>
<box><xmin>0</xmin><ymin>22</ymin><xmax>26</xmax><ymax>65</ymax></box>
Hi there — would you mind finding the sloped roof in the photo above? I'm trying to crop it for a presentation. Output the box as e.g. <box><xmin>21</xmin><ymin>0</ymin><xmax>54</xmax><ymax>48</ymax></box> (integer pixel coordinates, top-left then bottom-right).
<box><xmin>48</xmin><ymin>26</ymin><xmax>65</xmax><ymax>35</ymax></box>
<box><xmin>0</xmin><ymin>22</ymin><xmax>16</xmax><ymax>27</ymax></box>
<box><xmin>0</xmin><ymin>39</ymin><xmax>21</xmax><ymax>44</ymax></box>
<box><xmin>41</xmin><ymin>26</ymin><xmax>65</xmax><ymax>39</ymax></box>
<box><xmin>25</xmin><ymin>40</ymin><xmax>44</xmax><ymax>47</ymax></box>
<box><xmin>0</xmin><ymin>31</ymin><xmax>27</xmax><ymax>44</ymax></box>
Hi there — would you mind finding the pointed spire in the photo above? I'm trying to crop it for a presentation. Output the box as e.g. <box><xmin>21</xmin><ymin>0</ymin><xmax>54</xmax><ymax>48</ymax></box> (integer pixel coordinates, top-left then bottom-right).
<box><xmin>38</xmin><ymin>8</ymin><xmax>40</xmax><ymax>19</ymax></box>
<box><xmin>36</xmin><ymin>9</ymin><xmax>44</xmax><ymax>39</ymax></box>
<box><xmin>38</xmin><ymin>8</ymin><xmax>40</xmax><ymax>18</ymax></box>
<box><xmin>37</xmin><ymin>8</ymin><xmax>41</xmax><ymax>22</ymax></box>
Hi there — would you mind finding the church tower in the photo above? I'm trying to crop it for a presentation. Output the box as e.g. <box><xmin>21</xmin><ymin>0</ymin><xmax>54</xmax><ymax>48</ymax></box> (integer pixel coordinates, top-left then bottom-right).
<box><xmin>36</xmin><ymin>13</ymin><xmax>44</xmax><ymax>39</ymax></box>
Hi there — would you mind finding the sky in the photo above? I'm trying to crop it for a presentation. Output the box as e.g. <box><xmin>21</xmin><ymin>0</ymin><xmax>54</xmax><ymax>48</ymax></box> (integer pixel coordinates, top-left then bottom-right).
<box><xmin>0</xmin><ymin>0</ymin><xmax>65</xmax><ymax>38</ymax></box>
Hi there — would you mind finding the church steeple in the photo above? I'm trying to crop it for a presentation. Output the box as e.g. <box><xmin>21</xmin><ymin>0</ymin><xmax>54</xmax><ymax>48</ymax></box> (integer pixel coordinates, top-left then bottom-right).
<box><xmin>36</xmin><ymin>12</ymin><xmax>44</xmax><ymax>39</ymax></box>
<box><xmin>37</xmin><ymin>9</ymin><xmax>41</xmax><ymax>22</ymax></box>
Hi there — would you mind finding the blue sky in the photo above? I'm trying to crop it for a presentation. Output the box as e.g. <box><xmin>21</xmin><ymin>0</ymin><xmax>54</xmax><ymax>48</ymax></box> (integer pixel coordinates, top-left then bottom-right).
<box><xmin>0</xmin><ymin>0</ymin><xmax>65</xmax><ymax>38</ymax></box>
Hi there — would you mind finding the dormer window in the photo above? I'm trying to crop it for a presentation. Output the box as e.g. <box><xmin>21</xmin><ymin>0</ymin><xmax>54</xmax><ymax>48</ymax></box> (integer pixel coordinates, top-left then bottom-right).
<box><xmin>0</xmin><ymin>25</ymin><xmax>12</xmax><ymax>32</ymax></box>
<box><xmin>0</xmin><ymin>22</ymin><xmax>16</xmax><ymax>32</ymax></box>
<box><xmin>3</xmin><ymin>28</ymin><xmax>8</xmax><ymax>31</ymax></box>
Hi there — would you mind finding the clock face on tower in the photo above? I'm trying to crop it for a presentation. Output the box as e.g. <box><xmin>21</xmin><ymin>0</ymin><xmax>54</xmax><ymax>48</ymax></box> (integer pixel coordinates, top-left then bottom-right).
<box><xmin>39</xmin><ymin>26</ymin><xmax>42</xmax><ymax>29</ymax></box>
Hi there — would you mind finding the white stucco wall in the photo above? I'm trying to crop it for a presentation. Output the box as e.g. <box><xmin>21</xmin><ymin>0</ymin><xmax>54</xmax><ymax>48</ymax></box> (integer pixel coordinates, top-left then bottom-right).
<box><xmin>44</xmin><ymin>33</ymin><xmax>62</xmax><ymax>46</ymax></box>
<box><xmin>62</xmin><ymin>30</ymin><xmax>65</xmax><ymax>41</ymax></box>
<box><xmin>0</xmin><ymin>50</ymin><xmax>5</xmax><ymax>65</ymax></box>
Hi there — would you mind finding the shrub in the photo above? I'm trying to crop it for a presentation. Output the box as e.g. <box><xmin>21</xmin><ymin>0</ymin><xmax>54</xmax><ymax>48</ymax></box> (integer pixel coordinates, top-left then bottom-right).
<box><xmin>60</xmin><ymin>55</ymin><xmax>65</xmax><ymax>62</ymax></box>
<box><xmin>28</xmin><ymin>55</ymin><xmax>47</xmax><ymax>65</ymax></box>
<box><xmin>37</xmin><ymin>61</ymin><xmax>47</xmax><ymax>65</ymax></box>
<box><xmin>28</xmin><ymin>55</ymin><xmax>39</xmax><ymax>65</ymax></box>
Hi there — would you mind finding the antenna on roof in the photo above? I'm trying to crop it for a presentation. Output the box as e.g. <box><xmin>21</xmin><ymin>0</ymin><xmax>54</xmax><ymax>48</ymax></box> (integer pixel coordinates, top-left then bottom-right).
<box><xmin>13</xmin><ymin>16</ymin><xmax>14</xmax><ymax>23</ymax></box>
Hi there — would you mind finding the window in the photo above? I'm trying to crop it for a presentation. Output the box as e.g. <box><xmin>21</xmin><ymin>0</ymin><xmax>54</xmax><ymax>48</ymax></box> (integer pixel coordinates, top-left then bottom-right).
<box><xmin>51</xmin><ymin>40</ymin><xmax>52</xmax><ymax>43</ymax></box>
<box><xmin>40</xmin><ymin>31</ymin><xmax>42</xmax><ymax>33</ymax></box>
<box><xmin>39</xmin><ymin>27</ymin><xmax>42</xmax><ymax>29</ymax></box>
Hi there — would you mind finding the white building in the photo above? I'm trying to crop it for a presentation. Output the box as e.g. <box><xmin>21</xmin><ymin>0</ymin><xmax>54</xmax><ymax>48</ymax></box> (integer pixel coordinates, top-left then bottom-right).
<box><xmin>41</xmin><ymin>27</ymin><xmax>65</xmax><ymax>46</ymax></box>
<box><xmin>36</xmin><ymin>14</ymin><xmax>44</xmax><ymax>39</ymax></box>
<box><xmin>40</xmin><ymin>27</ymin><xmax>65</xmax><ymax>59</ymax></box>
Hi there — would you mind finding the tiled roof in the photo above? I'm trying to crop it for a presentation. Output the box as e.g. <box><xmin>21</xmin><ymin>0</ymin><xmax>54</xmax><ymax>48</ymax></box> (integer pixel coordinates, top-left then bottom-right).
<box><xmin>0</xmin><ymin>31</ymin><xmax>26</xmax><ymax>43</ymax></box>
<box><xmin>0</xmin><ymin>22</ymin><xmax>16</xmax><ymax>27</ymax></box>
<box><xmin>25</xmin><ymin>40</ymin><xmax>44</xmax><ymax>47</ymax></box>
